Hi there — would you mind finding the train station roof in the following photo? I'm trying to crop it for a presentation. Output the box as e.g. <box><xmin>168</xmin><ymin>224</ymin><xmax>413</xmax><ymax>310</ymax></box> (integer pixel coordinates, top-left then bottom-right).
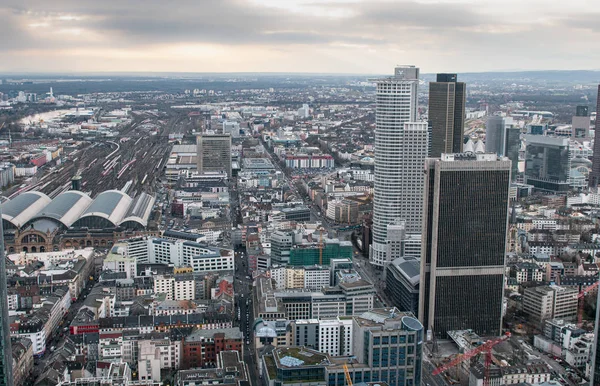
<box><xmin>1</xmin><ymin>191</ymin><xmax>51</xmax><ymax>228</ymax></box>
<box><xmin>119</xmin><ymin>192</ymin><xmax>156</xmax><ymax>228</ymax></box>
<box><xmin>29</xmin><ymin>191</ymin><xmax>93</xmax><ymax>228</ymax></box>
<box><xmin>76</xmin><ymin>190</ymin><xmax>133</xmax><ymax>227</ymax></box>
<box><xmin>4</xmin><ymin>189</ymin><xmax>155</xmax><ymax>231</ymax></box>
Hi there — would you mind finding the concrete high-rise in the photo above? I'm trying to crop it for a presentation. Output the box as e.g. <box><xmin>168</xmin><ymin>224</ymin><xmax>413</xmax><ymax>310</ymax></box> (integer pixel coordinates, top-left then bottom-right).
<box><xmin>196</xmin><ymin>133</ymin><xmax>232</xmax><ymax>177</ymax></box>
<box><xmin>370</xmin><ymin>66</ymin><xmax>428</xmax><ymax>267</ymax></box>
<box><xmin>0</xmin><ymin>211</ymin><xmax>13</xmax><ymax>386</ymax></box>
<box><xmin>428</xmin><ymin>73</ymin><xmax>466</xmax><ymax>157</ymax></box>
<box><xmin>590</xmin><ymin>85</ymin><xmax>600</xmax><ymax>188</ymax></box>
<box><xmin>419</xmin><ymin>153</ymin><xmax>511</xmax><ymax>339</ymax></box>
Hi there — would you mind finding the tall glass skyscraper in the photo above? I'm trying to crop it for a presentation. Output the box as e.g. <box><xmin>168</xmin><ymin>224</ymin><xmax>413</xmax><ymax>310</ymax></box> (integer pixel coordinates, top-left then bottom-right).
<box><xmin>370</xmin><ymin>66</ymin><xmax>428</xmax><ymax>267</ymax></box>
<box><xmin>419</xmin><ymin>153</ymin><xmax>511</xmax><ymax>339</ymax></box>
<box><xmin>0</xmin><ymin>211</ymin><xmax>14</xmax><ymax>386</ymax></box>
<box><xmin>428</xmin><ymin>73</ymin><xmax>466</xmax><ymax>157</ymax></box>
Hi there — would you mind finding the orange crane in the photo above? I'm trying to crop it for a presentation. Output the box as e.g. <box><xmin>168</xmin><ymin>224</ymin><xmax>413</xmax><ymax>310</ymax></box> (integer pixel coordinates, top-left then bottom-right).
<box><xmin>432</xmin><ymin>333</ymin><xmax>511</xmax><ymax>386</ymax></box>
<box><xmin>343</xmin><ymin>363</ymin><xmax>353</xmax><ymax>386</ymax></box>
<box><xmin>577</xmin><ymin>280</ymin><xmax>599</xmax><ymax>325</ymax></box>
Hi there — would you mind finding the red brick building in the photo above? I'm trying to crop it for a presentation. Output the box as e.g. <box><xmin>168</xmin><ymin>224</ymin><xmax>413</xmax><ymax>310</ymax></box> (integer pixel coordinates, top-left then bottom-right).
<box><xmin>182</xmin><ymin>328</ymin><xmax>243</xmax><ymax>369</ymax></box>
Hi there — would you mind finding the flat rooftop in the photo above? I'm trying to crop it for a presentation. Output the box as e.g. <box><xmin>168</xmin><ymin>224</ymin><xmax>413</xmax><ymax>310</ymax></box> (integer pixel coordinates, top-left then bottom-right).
<box><xmin>274</xmin><ymin>347</ymin><xmax>329</xmax><ymax>367</ymax></box>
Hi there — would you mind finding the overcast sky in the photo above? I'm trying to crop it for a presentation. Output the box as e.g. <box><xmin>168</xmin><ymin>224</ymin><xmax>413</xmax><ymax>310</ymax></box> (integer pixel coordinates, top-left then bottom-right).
<box><xmin>1</xmin><ymin>0</ymin><xmax>599</xmax><ymax>74</ymax></box>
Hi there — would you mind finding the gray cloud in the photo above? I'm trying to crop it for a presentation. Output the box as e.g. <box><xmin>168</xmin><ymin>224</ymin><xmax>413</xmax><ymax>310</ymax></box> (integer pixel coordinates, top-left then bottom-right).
<box><xmin>0</xmin><ymin>0</ymin><xmax>495</xmax><ymax>48</ymax></box>
<box><xmin>0</xmin><ymin>0</ymin><xmax>598</xmax><ymax>72</ymax></box>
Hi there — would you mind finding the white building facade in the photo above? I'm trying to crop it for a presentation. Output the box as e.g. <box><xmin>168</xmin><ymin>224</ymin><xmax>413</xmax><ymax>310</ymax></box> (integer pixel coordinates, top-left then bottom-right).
<box><xmin>370</xmin><ymin>66</ymin><xmax>427</xmax><ymax>267</ymax></box>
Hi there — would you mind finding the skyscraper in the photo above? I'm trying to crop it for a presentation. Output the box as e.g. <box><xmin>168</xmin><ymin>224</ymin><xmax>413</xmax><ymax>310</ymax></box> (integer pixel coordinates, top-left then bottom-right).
<box><xmin>485</xmin><ymin>116</ymin><xmax>507</xmax><ymax>156</ymax></box>
<box><xmin>419</xmin><ymin>152</ymin><xmax>511</xmax><ymax>339</ymax></box>
<box><xmin>572</xmin><ymin>105</ymin><xmax>591</xmax><ymax>138</ymax></box>
<box><xmin>524</xmin><ymin>135</ymin><xmax>571</xmax><ymax>192</ymax></box>
<box><xmin>576</xmin><ymin>105</ymin><xmax>589</xmax><ymax>117</ymax></box>
<box><xmin>505</xmin><ymin>126</ymin><xmax>521</xmax><ymax>181</ymax></box>
<box><xmin>370</xmin><ymin>66</ymin><xmax>428</xmax><ymax>267</ymax></box>
<box><xmin>590</xmin><ymin>85</ymin><xmax>600</xmax><ymax>188</ymax></box>
<box><xmin>196</xmin><ymin>133</ymin><xmax>232</xmax><ymax>177</ymax></box>
<box><xmin>0</xmin><ymin>210</ymin><xmax>13</xmax><ymax>386</ymax></box>
<box><xmin>428</xmin><ymin>73</ymin><xmax>466</xmax><ymax>157</ymax></box>
<box><xmin>485</xmin><ymin>116</ymin><xmax>520</xmax><ymax>181</ymax></box>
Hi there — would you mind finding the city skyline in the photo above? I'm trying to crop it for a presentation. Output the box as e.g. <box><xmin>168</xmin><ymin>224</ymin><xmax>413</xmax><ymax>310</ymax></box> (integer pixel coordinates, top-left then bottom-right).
<box><xmin>1</xmin><ymin>0</ymin><xmax>600</xmax><ymax>74</ymax></box>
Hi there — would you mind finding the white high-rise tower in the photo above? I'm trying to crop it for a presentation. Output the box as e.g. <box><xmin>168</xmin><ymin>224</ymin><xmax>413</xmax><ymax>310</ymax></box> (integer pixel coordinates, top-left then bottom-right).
<box><xmin>370</xmin><ymin>66</ymin><xmax>428</xmax><ymax>267</ymax></box>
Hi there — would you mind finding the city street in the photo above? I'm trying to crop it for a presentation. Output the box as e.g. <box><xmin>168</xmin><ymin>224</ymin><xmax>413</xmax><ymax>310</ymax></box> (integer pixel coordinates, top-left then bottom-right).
<box><xmin>233</xmin><ymin>248</ymin><xmax>258</xmax><ymax>386</ymax></box>
<box><xmin>422</xmin><ymin>360</ymin><xmax>450</xmax><ymax>386</ymax></box>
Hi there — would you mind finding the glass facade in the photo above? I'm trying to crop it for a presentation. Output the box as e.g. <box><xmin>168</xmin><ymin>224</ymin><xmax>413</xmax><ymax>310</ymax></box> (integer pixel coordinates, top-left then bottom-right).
<box><xmin>289</xmin><ymin>242</ymin><xmax>352</xmax><ymax>266</ymax></box>
<box><xmin>434</xmin><ymin>274</ymin><xmax>504</xmax><ymax>336</ymax></box>
<box><xmin>505</xmin><ymin>127</ymin><xmax>520</xmax><ymax>181</ymax></box>
<box><xmin>525</xmin><ymin>136</ymin><xmax>571</xmax><ymax>192</ymax></box>
<box><xmin>436</xmin><ymin>170</ymin><xmax>509</xmax><ymax>268</ymax></box>
<box><xmin>421</xmin><ymin>156</ymin><xmax>510</xmax><ymax>339</ymax></box>
<box><xmin>526</xmin><ymin>144</ymin><xmax>570</xmax><ymax>182</ymax></box>
<box><xmin>428</xmin><ymin>79</ymin><xmax>466</xmax><ymax>158</ymax></box>
<box><xmin>385</xmin><ymin>263</ymin><xmax>419</xmax><ymax>315</ymax></box>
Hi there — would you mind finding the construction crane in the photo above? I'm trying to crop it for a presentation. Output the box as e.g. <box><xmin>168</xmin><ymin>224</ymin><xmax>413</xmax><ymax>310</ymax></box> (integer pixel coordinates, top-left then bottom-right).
<box><xmin>432</xmin><ymin>333</ymin><xmax>511</xmax><ymax>386</ymax></box>
<box><xmin>343</xmin><ymin>363</ymin><xmax>353</xmax><ymax>386</ymax></box>
<box><xmin>577</xmin><ymin>280</ymin><xmax>599</xmax><ymax>325</ymax></box>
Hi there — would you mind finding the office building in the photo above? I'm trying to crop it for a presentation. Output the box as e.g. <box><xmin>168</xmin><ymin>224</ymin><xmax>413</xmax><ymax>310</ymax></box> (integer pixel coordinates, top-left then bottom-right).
<box><xmin>270</xmin><ymin>230</ymin><xmax>302</xmax><ymax>265</ymax></box>
<box><xmin>522</xmin><ymin>285</ymin><xmax>578</xmax><ymax>324</ymax></box>
<box><xmin>318</xmin><ymin>318</ymin><xmax>353</xmax><ymax>356</ymax></box>
<box><xmin>289</xmin><ymin>239</ymin><xmax>353</xmax><ymax>266</ymax></box>
<box><xmin>385</xmin><ymin>256</ymin><xmax>420</xmax><ymax>315</ymax></box>
<box><xmin>486</xmin><ymin>116</ymin><xmax>507</xmax><ymax>155</ymax></box>
<box><xmin>280</xmin><ymin>206</ymin><xmax>311</xmax><ymax>222</ymax></box>
<box><xmin>263</xmin><ymin>309</ymin><xmax>424</xmax><ymax>386</ymax></box>
<box><xmin>590</xmin><ymin>86</ymin><xmax>600</xmax><ymax>188</ymax></box>
<box><xmin>125</xmin><ymin>237</ymin><xmax>234</xmax><ymax>273</ymax></box>
<box><xmin>196</xmin><ymin>134</ymin><xmax>232</xmax><ymax>177</ymax></box>
<box><xmin>505</xmin><ymin>126</ymin><xmax>521</xmax><ymax>181</ymax></box>
<box><xmin>572</xmin><ymin>105</ymin><xmax>591</xmax><ymax>139</ymax></box>
<box><xmin>254</xmin><ymin>274</ymin><xmax>375</xmax><ymax>321</ymax></box>
<box><xmin>0</xmin><ymin>222</ymin><xmax>13</xmax><ymax>386</ymax></box>
<box><xmin>524</xmin><ymin>135</ymin><xmax>571</xmax><ymax>192</ymax></box>
<box><xmin>419</xmin><ymin>153</ymin><xmax>511</xmax><ymax>339</ymax></box>
<box><xmin>293</xmin><ymin>319</ymin><xmax>319</xmax><ymax>349</ymax></box>
<box><xmin>371</xmin><ymin>66</ymin><xmax>427</xmax><ymax>267</ymax></box>
<box><xmin>528</xmin><ymin>123</ymin><xmax>547</xmax><ymax>135</ymax></box>
<box><xmin>429</xmin><ymin>73</ymin><xmax>466</xmax><ymax>157</ymax></box>
<box><xmin>485</xmin><ymin>117</ymin><xmax>520</xmax><ymax>181</ymax></box>
<box><xmin>352</xmin><ymin>308</ymin><xmax>424</xmax><ymax>386</ymax></box>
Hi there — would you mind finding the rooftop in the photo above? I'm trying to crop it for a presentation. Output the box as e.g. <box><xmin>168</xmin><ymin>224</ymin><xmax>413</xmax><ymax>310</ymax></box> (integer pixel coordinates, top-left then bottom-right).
<box><xmin>274</xmin><ymin>347</ymin><xmax>329</xmax><ymax>367</ymax></box>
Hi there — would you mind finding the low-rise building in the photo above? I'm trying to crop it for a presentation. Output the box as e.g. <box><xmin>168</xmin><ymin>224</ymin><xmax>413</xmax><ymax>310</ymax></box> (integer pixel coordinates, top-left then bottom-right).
<box><xmin>512</xmin><ymin>262</ymin><xmax>545</xmax><ymax>283</ymax></box>
<box><xmin>182</xmin><ymin>328</ymin><xmax>243</xmax><ymax>369</ymax></box>
<box><xmin>12</xmin><ymin>337</ymin><xmax>33</xmax><ymax>386</ymax></box>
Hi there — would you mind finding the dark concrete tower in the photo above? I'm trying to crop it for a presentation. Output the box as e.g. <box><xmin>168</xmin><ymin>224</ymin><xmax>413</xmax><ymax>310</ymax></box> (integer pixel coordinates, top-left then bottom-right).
<box><xmin>419</xmin><ymin>153</ymin><xmax>511</xmax><ymax>339</ymax></box>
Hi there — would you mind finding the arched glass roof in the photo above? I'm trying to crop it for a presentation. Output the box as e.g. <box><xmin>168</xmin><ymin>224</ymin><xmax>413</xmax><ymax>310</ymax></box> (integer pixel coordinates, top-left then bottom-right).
<box><xmin>73</xmin><ymin>190</ymin><xmax>132</xmax><ymax>227</ymax></box>
<box><xmin>29</xmin><ymin>191</ymin><xmax>93</xmax><ymax>228</ymax></box>
<box><xmin>1</xmin><ymin>191</ymin><xmax>51</xmax><ymax>228</ymax></box>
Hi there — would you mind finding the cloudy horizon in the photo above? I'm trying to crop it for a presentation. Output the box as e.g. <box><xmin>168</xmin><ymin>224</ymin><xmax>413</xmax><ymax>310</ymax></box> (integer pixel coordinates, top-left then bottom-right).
<box><xmin>1</xmin><ymin>0</ymin><xmax>599</xmax><ymax>74</ymax></box>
